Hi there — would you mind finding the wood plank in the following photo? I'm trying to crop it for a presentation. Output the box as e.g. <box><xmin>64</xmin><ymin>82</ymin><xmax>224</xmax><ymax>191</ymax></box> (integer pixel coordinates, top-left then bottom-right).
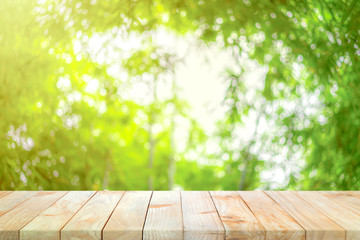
<box><xmin>0</xmin><ymin>190</ymin><xmax>358</xmax><ymax>239</ymax></box>
<box><xmin>61</xmin><ymin>191</ymin><xmax>124</xmax><ymax>240</ymax></box>
<box><xmin>103</xmin><ymin>191</ymin><xmax>152</xmax><ymax>240</ymax></box>
<box><xmin>210</xmin><ymin>191</ymin><xmax>265</xmax><ymax>240</ymax></box>
<box><xmin>322</xmin><ymin>191</ymin><xmax>360</xmax><ymax>215</ymax></box>
<box><xmin>266</xmin><ymin>191</ymin><xmax>345</xmax><ymax>240</ymax></box>
<box><xmin>20</xmin><ymin>191</ymin><xmax>95</xmax><ymax>240</ymax></box>
<box><xmin>0</xmin><ymin>191</ymin><xmax>38</xmax><ymax>217</ymax></box>
<box><xmin>0</xmin><ymin>191</ymin><xmax>67</xmax><ymax>240</ymax></box>
<box><xmin>181</xmin><ymin>191</ymin><xmax>224</xmax><ymax>240</ymax></box>
<box><xmin>143</xmin><ymin>191</ymin><xmax>183</xmax><ymax>240</ymax></box>
<box><xmin>238</xmin><ymin>191</ymin><xmax>305</xmax><ymax>240</ymax></box>
<box><xmin>296</xmin><ymin>191</ymin><xmax>360</xmax><ymax>240</ymax></box>
<box><xmin>0</xmin><ymin>191</ymin><xmax>11</xmax><ymax>199</ymax></box>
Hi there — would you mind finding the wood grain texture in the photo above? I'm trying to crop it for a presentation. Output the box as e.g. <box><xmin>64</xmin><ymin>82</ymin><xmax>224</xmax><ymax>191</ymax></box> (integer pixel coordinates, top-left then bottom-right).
<box><xmin>0</xmin><ymin>191</ymin><xmax>359</xmax><ymax>239</ymax></box>
<box><xmin>103</xmin><ymin>191</ymin><xmax>152</xmax><ymax>240</ymax></box>
<box><xmin>296</xmin><ymin>191</ymin><xmax>360</xmax><ymax>240</ymax></box>
<box><xmin>210</xmin><ymin>191</ymin><xmax>265</xmax><ymax>240</ymax></box>
<box><xmin>322</xmin><ymin>191</ymin><xmax>360</xmax><ymax>215</ymax></box>
<box><xmin>0</xmin><ymin>191</ymin><xmax>38</xmax><ymax>217</ymax></box>
<box><xmin>61</xmin><ymin>191</ymin><xmax>124</xmax><ymax>240</ymax></box>
<box><xmin>239</xmin><ymin>191</ymin><xmax>305</xmax><ymax>240</ymax></box>
<box><xmin>181</xmin><ymin>191</ymin><xmax>225</xmax><ymax>240</ymax></box>
<box><xmin>143</xmin><ymin>191</ymin><xmax>183</xmax><ymax>240</ymax></box>
<box><xmin>0</xmin><ymin>191</ymin><xmax>67</xmax><ymax>240</ymax></box>
<box><xmin>20</xmin><ymin>191</ymin><xmax>95</xmax><ymax>240</ymax></box>
<box><xmin>0</xmin><ymin>191</ymin><xmax>10</xmax><ymax>199</ymax></box>
<box><xmin>266</xmin><ymin>191</ymin><xmax>345</xmax><ymax>240</ymax></box>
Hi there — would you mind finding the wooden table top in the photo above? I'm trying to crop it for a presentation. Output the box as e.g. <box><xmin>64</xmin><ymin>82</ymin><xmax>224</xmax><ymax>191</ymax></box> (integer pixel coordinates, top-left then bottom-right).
<box><xmin>0</xmin><ymin>191</ymin><xmax>359</xmax><ymax>240</ymax></box>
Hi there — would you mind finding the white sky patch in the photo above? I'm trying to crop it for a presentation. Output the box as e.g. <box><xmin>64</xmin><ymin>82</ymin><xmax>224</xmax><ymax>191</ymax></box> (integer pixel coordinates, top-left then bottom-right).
<box><xmin>57</xmin><ymin>76</ymin><xmax>71</xmax><ymax>91</ymax></box>
<box><xmin>153</xmin><ymin>29</ymin><xmax>239</xmax><ymax>133</ymax></box>
<box><xmin>84</xmin><ymin>75</ymin><xmax>100</xmax><ymax>94</ymax></box>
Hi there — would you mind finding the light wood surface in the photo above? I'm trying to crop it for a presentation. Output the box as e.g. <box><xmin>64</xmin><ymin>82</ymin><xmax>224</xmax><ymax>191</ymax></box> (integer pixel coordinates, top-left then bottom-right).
<box><xmin>61</xmin><ymin>191</ymin><xmax>124</xmax><ymax>240</ymax></box>
<box><xmin>143</xmin><ymin>191</ymin><xmax>183</xmax><ymax>240</ymax></box>
<box><xmin>266</xmin><ymin>191</ymin><xmax>344</xmax><ymax>240</ymax></box>
<box><xmin>0</xmin><ymin>191</ymin><xmax>10</xmax><ymax>199</ymax></box>
<box><xmin>322</xmin><ymin>191</ymin><xmax>360</xmax><ymax>215</ymax></box>
<box><xmin>0</xmin><ymin>191</ymin><xmax>67</xmax><ymax>240</ymax></box>
<box><xmin>296</xmin><ymin>191</ymin><xmax>360</xmax><ymax>240</ymax></box>
<box><xmin>0</xmin><ymin>191</ymin><xmax>359</xmax><ymax>239</ymax></box>
<box><xmin>182</xmin><ymin>191</ymin><xmax>224</xmax><ymax>240</ymax></box>
<box><xmin>103</xmin><ymin>191</ymin><xmax>152</xmax><ymax>240</ymax></box>
<box><xmin>0</xmin><ymin>191</ymin><xmax>37</xmax><ymax>217</ymax></box>
<box><xmin>210</xmin><ymin>191</ymin><xmax>264</xmax><ymax>240</ymax></box>
<box><xmin>239</xmin><ymin>191</ymin><xmax>305</xmax><ymax>240</ymax></box>
<box><xmin>20</xmin><ymin>191</ymin><xmax>95</xmax><ymax>240</ymax></box>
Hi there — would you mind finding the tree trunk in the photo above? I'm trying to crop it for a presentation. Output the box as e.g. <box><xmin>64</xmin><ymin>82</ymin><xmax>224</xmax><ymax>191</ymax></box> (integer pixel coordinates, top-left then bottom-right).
<box><xmin>102</xmin><ymin>150</ymin><xmax>112</xmax><ymax>190</ymax></box>
<box><xmin>238</xmin><ymin>106</ymin><xmax>264</xmax><ymax>190</ymax></box>
<box><xmin>168</xmin><ymin>77</ymin><xmax>176</xmax><ymax>190</ymax></box>
<box><xmin>148</xmin><ymin>77</ymin><xmax>157</xmax><ymax>190</ymax></box>
<box><xmin>148</xmin><ymin>119</ymin><xmax>154</xmax><ymax>190</ymax></box>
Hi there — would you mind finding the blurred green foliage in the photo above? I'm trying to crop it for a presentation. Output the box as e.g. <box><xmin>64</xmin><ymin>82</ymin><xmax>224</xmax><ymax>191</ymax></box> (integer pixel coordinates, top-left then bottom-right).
<box><xmin>0</xmin><ymin>0</ymin><xmax>359</xmax><ymax>190</ymax></box>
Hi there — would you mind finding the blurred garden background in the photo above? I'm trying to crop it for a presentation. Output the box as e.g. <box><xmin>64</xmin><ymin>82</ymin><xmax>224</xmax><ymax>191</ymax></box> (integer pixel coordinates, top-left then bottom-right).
<box><xmin>0</xmin><ymin>0</ymin><xmax>359</xmax><ymax>190</ymax></box>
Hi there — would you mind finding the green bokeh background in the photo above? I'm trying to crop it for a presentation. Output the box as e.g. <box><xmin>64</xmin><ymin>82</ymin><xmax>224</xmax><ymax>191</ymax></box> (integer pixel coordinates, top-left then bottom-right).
<box><xmin>1</xmin><ymin>0</ymin><xmax>359</xmax><ymax>190</ymax></box>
